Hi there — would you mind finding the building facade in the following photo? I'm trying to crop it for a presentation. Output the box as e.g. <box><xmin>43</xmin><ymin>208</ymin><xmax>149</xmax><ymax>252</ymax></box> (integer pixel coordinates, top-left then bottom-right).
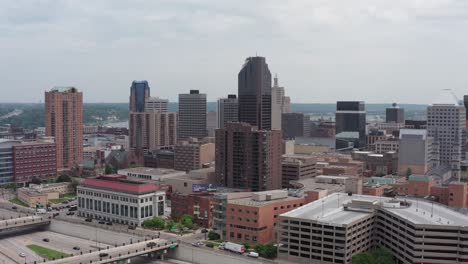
<box><xmin>427</xmin><ymin>93</ymin><xmax>465</xmax><ymax>177</ymax></box>
<box><xmin>335</xmin><ymin>101</ymin><xmax>366</xmax><ymax>150</ymax></box>
<box><xmin>215</xmin><ymin>122</ymin><xmax>282</xmax><ymax>191</ymax></box>
<box><xmin>13</xmin><ymin>142</ymin><xmax>57</xmax><ymax>184</ymax></box>
<box><xmin>282</xmin><ymin>154</ymin><xmax>317</xmax><ymax>188</ymax></box>
<box><xmin>171</xmin><ymin>192</ymin><xmax>214</xmax><ymax>228</ymax></box>
<box><xmin>129</xmin><ymin>80</ymin><xmax>150</xmax><ymax>113</ymax></box>
<box><xmin>145</xmin><ymin>97</ymin><xmax>168</xmax><ymax>112</ymax></box>
<box><xmin>238</xmin><ymin>56</ymin><xmax>272</xmax><ymax>130</ymax></box>
<box><xmin>77</xmin><ymin>176</ymin><xmax>165</xmax><ymax>226</ymax></box>
<box><xmin>278</xmin><ymin>193</ymin><xmax>468</xmax><ymax>264</ymax></box>
<box><xmin>178</xmin><ymin>90</ymin><xmax>207</xmax><ymax>140</ymax></box>
<box><xmin>217</xmin><ymin>95</ymin><xmax>238</xmax><ymax>129</ymax></box>
<box><xmin>282</xmin><ymin>113</ymin><xmax>308</xmax><ymax>139</ymax></box>
<box><xmin>45</xmin><ymin>87</ymin><xmax>83</xmax><ymax>169</ymax></box>
<box><xmin>174</xmin><ymin>139</ymin><xmax>215</xmax><ymax>172</ymax></box>
<box><xmin>398</xmin><ymin>129</ymin><xmax>438</xmax><ymax>175</ymax></box>
<box><xmin>129</xmin><ymin>112</ymin><xmax>177</xmax><ymax>154</ymax></box>
<box><xmin>386</xmin><ymin>103</ymin><xmax>405</xmax><ymax>123</ymax></box>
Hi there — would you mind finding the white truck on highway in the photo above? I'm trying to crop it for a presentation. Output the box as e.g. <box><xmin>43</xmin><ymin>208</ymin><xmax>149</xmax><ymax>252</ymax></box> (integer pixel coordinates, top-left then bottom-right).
<box><xmin>220</xmin><ymin>242</ymin><xmax>245</xmax><ymax>254</ymax></box>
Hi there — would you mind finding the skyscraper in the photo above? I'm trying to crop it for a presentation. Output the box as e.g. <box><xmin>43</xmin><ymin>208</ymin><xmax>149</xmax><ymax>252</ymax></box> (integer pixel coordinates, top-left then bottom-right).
<box><xmin>427</xmin><ymin>90</ymin><xmax>465</xmax><ymax>178</ymax></box>
<box><xmin>386</xmin><ymin>103</ymin><xmax>405</xmax><ymax>123</ymax></box>
<box><xmin>45</xmin><ymin>87</ymin><xmax>83</xmax><ymax>169</ymax></box>
<box><xmin>215</xmin><ymin>122</ymin><xmax>282</xmax><ymax>191</ymax></box>
<box><xmin>271</xmin><ymin>75</ymin><xmax>291</xmax><ymax>129</ymax></box>
<box><xmin>217</xmin><ymin>94</ymin><xmax>238</xmax><ymax>129</ymax></box>
<box><xmin>238</xmin><ymin>57</ymin><xmax>272</xmax><ymax>130</ymax></box>
<box><xmin>464</xmin><ymin>95</ymin><xmax>468</xmax><ymax>121</ymax></box>
<box><xmin>129</xmin><ymin>80</ymin><xmax>150</xmax><ymax>112</ymax></box>
<box><xmin>178</xmin><ymin>90</ymin><xmax>207</xmax><ymax>140</ymax></box>
<box><xmin>335</xmin><ymin>101</ymin><xmax>366</xmax><ymax>150</ymax></box>
<box><xmin>145</xmin><ymin>97</ymin><xmax>169</xmax><ymax>112</ymax></box>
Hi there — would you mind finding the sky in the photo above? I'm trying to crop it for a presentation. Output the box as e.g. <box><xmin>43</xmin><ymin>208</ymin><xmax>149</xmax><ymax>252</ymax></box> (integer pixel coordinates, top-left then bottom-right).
<box><xmin>1</xmin><ymin>0</ymin><xmax>468</xmax><ymax>104</ymax></box>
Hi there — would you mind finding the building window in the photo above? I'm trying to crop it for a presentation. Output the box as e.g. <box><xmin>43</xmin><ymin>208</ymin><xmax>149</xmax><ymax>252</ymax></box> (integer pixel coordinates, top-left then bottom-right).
<box><xmin>237</xmin><ymin>233</ymin><xmax>242</xmax><ymax>240</ymax></box>
<box><xmin>252</xmin><ymin>236</ymin><xmax>257</xmax><ymax>242</ymax></box>
<box><xmin>230</xmin><ymin>232</ymin><xmax>234</xmax><ymax>239</ymax></box>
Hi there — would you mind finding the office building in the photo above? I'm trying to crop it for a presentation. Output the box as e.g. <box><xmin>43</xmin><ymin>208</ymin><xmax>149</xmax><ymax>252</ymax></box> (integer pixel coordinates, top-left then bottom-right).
<box><xmin>217</xmin><ymin>95</ymin><xmax>238</xmax><ymax>129</ymax></box>
<box><xmin>385</xmin><ymin>103</ymin><xmax>405</xmax><ymax>123</ymax></box>
<box><xmin>238</xmin><ymin>57</ymin><xmax>272</xmax><ymax>130</ymax></box>
<box><xmin>77</xmin><ymin>175</ymin><xmax>165</xmax><ymax>226</ymax></box>
<box><xmin>271</xmin><ymin>75</ymin><xmax>291</xmax><ymax>130</ymax></box>
<box><xmin>178</xmin><ymin>90</ymin><xmax>207</xmax><ymax>140</ymax></box>
<box><xmin>335</xmin><ymin>101</ymin><xmax>366</xmax><ymax>150</ymax></box>
<box><xmin>351</xmin><ymin>151</ymin><xmax>398</xmax><ymax>176</ymax></box>
<box><xmin>207</xmin><ymin>111</ymin><xmax>217</xmax><ymax>137</ymax></box>
<box><xmin>171</xmin><ymin>193</ymin><xmax>214</xmax><ymax>228</ymax></box>
<box><xmin>17</xmin><ymin>182</ymin><xmax>71</xmax><ymax>208</ymax></box>
<box><xmin>282</xmin><ymin>113</ymin><xmax>309</xmax><ymax>139</ymax></box>
<box><xmin>226</xmin><ymin>190</ymin><xmax>314</xmax><ymax>245</ymax></box>
<box><xmin>45</xmin><ymin>87</ymin><xmax>83</xmax><ymax>169</ymax></box>
<box><xmin>215</xmin><ymin>122</ymin><xmax>282</xmax><ymax>191</ymax></box>
<box><xmin>129</xmin><ymin>112</ymin><xmax>177</xmax><ymax>153</ymax></box>
<box><xmin>282</xmin><ymin>154</ymin><xmax>317</xmax><ymax>188</ymax></box>
<box><xmin>145</xmin><ymin>97</ymin><xmax>168</xmax><ymax>112</ymax></box>
<box><xmin>398</xmin><ymin>129</ymin><xmax>438</xmax><ymax>175</ymax></box>
<box><xmin>427</xmin><ymin>90</ymin><xmax>465</xmax><ymax>177</ymax></box>
<box><xmin>464</xmin><ymin>95</ymin><xmax>468</xmax><ymax>121</ymax></box>
<box><xmin>129</xmin><ymin>80</ymin><xmax>150</xmax><ymax>112</ymax></box>
<box><xmin>174</xmin><ymin>138</ymin><xmax>215</xmax><ymax>172</ymax></box>
<box><xmin>278</xmin><ymin>193</ymin><xmax>468</xmax><ymax>264</ymax></box>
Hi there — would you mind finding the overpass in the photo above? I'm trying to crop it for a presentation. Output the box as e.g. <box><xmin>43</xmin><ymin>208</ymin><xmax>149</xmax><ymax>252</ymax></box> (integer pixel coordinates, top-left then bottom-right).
<box><xmin>46</xmin><ymin>239</ymin><xmax>178</xmax><ymax>264</ymax></box>
<box><xmin>0</xmin><ymin>215</ymin><xmax>50</xmax><ymax>236</ymax></box>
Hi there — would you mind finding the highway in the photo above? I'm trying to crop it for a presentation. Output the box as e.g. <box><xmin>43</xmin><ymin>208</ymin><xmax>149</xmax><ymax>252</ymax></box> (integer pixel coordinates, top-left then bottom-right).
<box><xmin>47</xmin><ymin>238</ymin><xmax>177</xmax><ymax>264</ymax></box>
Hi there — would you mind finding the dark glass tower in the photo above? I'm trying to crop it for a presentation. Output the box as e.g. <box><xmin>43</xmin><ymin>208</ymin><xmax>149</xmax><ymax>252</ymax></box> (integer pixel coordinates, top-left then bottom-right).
<box><xmin>238</xmin><ymin>57</ymin><xmax>272</xmax><ymax>130</ymax></box>
<box><xmin>335</xmin><ymin>101</ymin><xmax>366</xmax><ymax>150</ymax></box>
<box><xmin>464</xmin><ymin>95</ymin><xmax>468</xmax><ymax>120</ymax></box>
<box><xmin>386</xmin><ymin>103</ymin><xmax>405</xmax><ymax>123</ymax></box>
<box><xmin>129</xmin><ymin>80</ymin><xmax>150</xmax><ymax>112</ymax></box>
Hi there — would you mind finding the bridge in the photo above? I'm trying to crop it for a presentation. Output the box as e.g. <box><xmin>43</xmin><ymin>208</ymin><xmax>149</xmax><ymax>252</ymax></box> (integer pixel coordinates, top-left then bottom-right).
<box><xmin>46</xmin><ymin>239</ymin><xmax>178</xmax><ymax>264</ymax></box>
<box><xmin>0</xmin><ymin>215</ymin><xmax>50</xmax><ymax>235</ymax></box>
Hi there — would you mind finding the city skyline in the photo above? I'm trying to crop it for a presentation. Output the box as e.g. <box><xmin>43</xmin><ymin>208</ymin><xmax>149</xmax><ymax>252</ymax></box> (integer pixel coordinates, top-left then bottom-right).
<box><xmin>2</xmin><ymin>1</ymin><xmax>468</xmax><ymax>104</ymax></box>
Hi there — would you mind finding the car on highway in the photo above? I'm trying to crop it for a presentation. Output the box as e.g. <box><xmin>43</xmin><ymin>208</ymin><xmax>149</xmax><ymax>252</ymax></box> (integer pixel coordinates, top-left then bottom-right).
<box><xmin>98</xmin><ymin>220</ymin><xmax>105</xmax><ymax>224</ymax></box>
<box><xmin>128</xmin><ymin>225</ymin><xmax>136</xmax><ymax>230</ymax></box>
<box><xmin>247</xmin><ymin>252</ymin><xmax>259</xmax><ymax>258</ymax></box>
<box><xmin>99</xmin><ymin>253</ymin><xmax>109</xmax><ymax>258</ymax></box>
<box><xmin>53</xmin><ymin>213</ymin><xmax>59</xmax><ymax>217</ymax></box>
<box><xmin>19</xmin><ymin>252</ymin><xmax>26</xmax><ymax>257</ymax></box>
<box><xmin>85</xmin><ymin>218</ymin><xmax>92</xmax><ymax>222</ymax></box>
<box><xmin>73</xmin><ymin>246</ymin><xmax>80</xmax><ymax>251</ymax></box>
<box><xmin>205</xmin><ymin>243</ymin><xmax>214</xmax><ymax>248</ymax></box>
<box><xmin>66</xmin><ymin>212</ymin><xmax>75</xmax><ymax>216</ymax></box>
<box><xmin>192</xmin><ymin>241</ymin><xmax>204</xmax><ymax>247</ymax></box>
<box><xmin>12</xmin><ymin>206</ymin><xmax>17</xmax><ymax>210</ymax></box>
<box><xmin>42</xmin><ymin>238</ymin><xmax>50</xmax><ymax>242</ymax></box>
<box><xmin>106</xmin><ymin>222</ymin><xmax>113</xmax><ymax>225</ymax></box>
<box><xmin>63</xmin><ymin>201</ymin><xmax>69</xmax><ymax>204</ymax></box>
<box><xmin>146</xmin><ymin>242</ymin><xmax>157</xmax><ymax>247</ymax></box>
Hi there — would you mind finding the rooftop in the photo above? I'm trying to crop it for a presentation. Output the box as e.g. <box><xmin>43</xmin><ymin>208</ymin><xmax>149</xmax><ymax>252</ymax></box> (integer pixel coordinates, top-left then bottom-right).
<box><xmin>119</xmin><ymin>167</ymin><xmax>185</xmax><ymax>176</ymax></box>
<box><xmin>281</xmin><ymin>193</ymin><xmax>468</xmax><ymax>227</ymax></box>
<box><xmin>80</xmin><ymin>178</ymin><xmax>158</xmax><ymax>195</ymax></box>
<box><xmin>228</xmin><ymin>192</ymin><xmax>304</xmax><ymax>207</ymax></box>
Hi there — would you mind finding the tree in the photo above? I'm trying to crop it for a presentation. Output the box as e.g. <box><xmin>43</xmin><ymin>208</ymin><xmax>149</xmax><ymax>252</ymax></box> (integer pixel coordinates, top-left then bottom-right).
<box><xmin>143</xmin><ymin>217</ymin><xmax>165</xmax><ymax>229</ymax></box>
<box><xmin>105</xmin><ymin>164</ymin><xmax>115</xmax><ymax>175</ymax></box>
<box><xmin>181</xmin><ymin>214</ymin><xmax>194</xmax><ymax>229</ymax></box>
<box><xmin>243</xmin><ymin>242</ymin><xmax>251</xmax><ymax>250</ymax></box>
<box><xmin>352</xmin><ymin>252</ymin><xmax>374</xmax><ymax>264</ymax></box>
<box><xmin>253</xmin><ymin>244</ymin><xmax>277</xmax><ymax>259</ymax></box>
<box><xmin>56</xmin><ymin>174</ymin><xmax>72</xmax><ymax>183</ymax></box>
<box><xmin>406</xmin><ymin>168</ymin><xmax>412</xmax><ymax>179</ymax></box>
<box><xmin>373</xmin><ymin>247</ymin><xmax>395</xmax><ymax>264</ymax></box>
<box><xmin>70</xmin><ymin>179</ymin><xmax>79</xmax><ymax>192</ymax></box>
<box><xmin>166</xmin><ymin>220</ymin><xmax>175</xmax><ymax>230</ymax></box>
<box><xmin>208</xmin><ymin>231</ymin><xmax>220</xmax><ymax>241</ymax></box>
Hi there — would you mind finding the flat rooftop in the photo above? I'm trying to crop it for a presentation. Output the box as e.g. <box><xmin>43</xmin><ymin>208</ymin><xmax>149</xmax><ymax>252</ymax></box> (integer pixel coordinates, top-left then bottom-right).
<box><xmin>228</xmin><ymin>194</ymin><xmax>304</xmax><ymax>207</ymax></box>
<box><xmin>281</xmin><ymin>193</ymin><xmax>468</xmax><ymax>227</ymax></box>
<box><xmin>119</xmin><ymin>167</ymin><xmax>185</xmax><ymax>176</ymax></box>
<box><xmin>291</xmin><ymin>177</ymin><xmax>347</xmax><ymax>194</ymax></box>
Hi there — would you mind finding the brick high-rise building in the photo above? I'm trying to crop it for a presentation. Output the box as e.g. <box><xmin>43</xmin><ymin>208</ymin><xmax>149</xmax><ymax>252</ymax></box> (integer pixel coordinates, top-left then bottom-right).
<box><xmin>45</xmin><ymin>87</ymin><xmax>83</xmax><ymax>169</ymax></box>
<box><xmin>128</xmin><ymin>81</ymin><xmax>151</xmax><ymax>156</ymax></box>
<box><xmin>178</xmin><ymin>90</ymin><xmax>207</xmax><ymax>140</ymax></box>
<box><xmin>129</xmin><ymin>112</ymin><xmax>177</xmax><ymax>153</ymax></box>
<box><xmin>174</xmin><ymin>138</ymin><xmax>215</xmax><ymax>172</ymax></box>
<box><xmin>217</xmin><ymin>95</ymin><xmax>238</xmax><ymax>129</ymax></box>
<box><xmin>215</xmin><ymin>122</ymin><xmax>282</xmax><ymax>191</ymax></box>
<box><xmin>238</xmin><ymin>57</ymin><xmax>272</xmax><ymax>130</ymax></box>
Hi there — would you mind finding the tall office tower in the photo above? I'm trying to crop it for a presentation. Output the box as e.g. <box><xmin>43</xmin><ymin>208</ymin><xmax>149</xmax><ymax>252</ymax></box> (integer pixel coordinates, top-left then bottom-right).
<box><xmin>129</xmin><ymin>111</ymin><xmax>177</xmax><ymax>153</ymax></box>
<box><xmin>398</xmin><ymin>129</ymin><xmax>438</xmax><ymax>175</ymax></box>
<box><xmin>335</xmin><ymin>101</ymin><xmax>366</xmax><ymax>150</ymax></box>
<box><xmin>464</xmin><ymin>95</ymin><xmax>468</xmax><ymax>121</ymax></box>
<box><xmin>386</xmin><ymin>103</ymin><xmax>405</xmax><ymax>123</ymax></box>
<box><xmin>145</xmin><ymin>97</ymin><xmax>168</xmax><ymax>112</ymax></box>
<box><xmin>178</xmin><ymin>90</ymin><xmax>207</xmax><ymax>140</ymax></box>
<box><xmin>271</xmin><ymin>75</ymin><xmax>292</xmax><ymax>129</ymax></box>
<box><xmin>215</xmin><ymin>122</ymin><xmax>282</xmax><ymax>191</ymax></box>
<box><xmin>427</xmin><ymin>90</ymin><xmax>465</xmax><ymax>178</ymax></box>
<box><xmin>207</xmin><ymin>111</ymin><xmax>217</xmax><ymax>137</ymax></box>
<box><xmin>45</xmin><ymin>87</ymin><xmax>83</xmax><ymax>169</ymax></box>
<box><xmin>129</xmin><ymin>80</ymin><xmax>150</xmax><ymax>112</ymax></box>
<box><xmin>238</xmin><ymin>56</ymin><xmax>272</xmax><ymax>130</ymax></box>
<box><xmin>217</xmin><ymin>95</ymin><xmax>238</xmax><ymax>129</ymax></box>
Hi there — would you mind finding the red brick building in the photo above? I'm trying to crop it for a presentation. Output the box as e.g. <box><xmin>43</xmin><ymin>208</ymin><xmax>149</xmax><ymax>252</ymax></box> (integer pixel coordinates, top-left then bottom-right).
<box><xmin>45</xmin><ymin>87</ymin><xmax>83</xmax><ymax>170</ymax></box>
<box><xmin>215</xmin><ymin>122</ymin><xmax>282</xmax><ymax>191</ymax></box>
<box><xmin>13</xmin><ymin>142</ymin><xmax>57</xmax><ymax>184</ymax></box>
<box><xmin>225</xmin><ymin>190</ymin><xmax>319</xmax><ymax>244</ymax></box>
<box><xmin>171</xmin><ymin>192</ymin><xmax>214</xmax><ymax>228</ymax></box>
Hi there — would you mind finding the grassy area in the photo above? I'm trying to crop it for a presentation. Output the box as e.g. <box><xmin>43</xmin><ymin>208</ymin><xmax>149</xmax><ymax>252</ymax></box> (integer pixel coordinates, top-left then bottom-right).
<box><xmin>48</xmin><ymin>193</ymin><xmax>75</xmax><ymax>204</ymax></box>
<box><xmin>9</xmin><ymin>198</ymin><xmax>28</xmax><ymax>207</ymax></box>
<box><xmin>27</xmin><ymin>244</ymin><xmax>70</xmax><ymax>260</ymax></box>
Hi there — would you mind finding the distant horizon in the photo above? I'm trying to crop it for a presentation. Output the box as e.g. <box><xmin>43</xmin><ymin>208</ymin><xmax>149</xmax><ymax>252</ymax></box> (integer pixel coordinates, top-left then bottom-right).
<box><xmin>0</xmin><ymin>101</ymin><xmax>430</xmax><ymax>105</ymax></box>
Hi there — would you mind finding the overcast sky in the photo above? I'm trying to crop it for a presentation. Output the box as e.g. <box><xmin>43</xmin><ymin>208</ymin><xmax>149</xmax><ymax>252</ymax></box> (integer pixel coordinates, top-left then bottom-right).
<box><xmin>1</xmin><ymin>0</ymin><xmax>468</xmax><ymax>104</ymax></box>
